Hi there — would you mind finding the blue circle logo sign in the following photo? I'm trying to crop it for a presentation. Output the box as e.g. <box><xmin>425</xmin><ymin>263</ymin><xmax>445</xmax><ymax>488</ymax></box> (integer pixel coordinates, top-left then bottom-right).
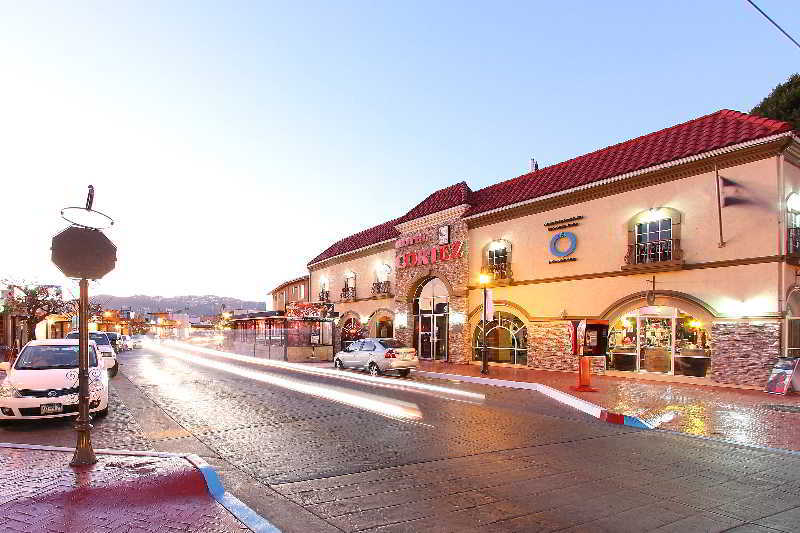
<box><xmin>549</xmin><ymin>232</ymin><xmax>577</xmax><ymax>257</ymax></box>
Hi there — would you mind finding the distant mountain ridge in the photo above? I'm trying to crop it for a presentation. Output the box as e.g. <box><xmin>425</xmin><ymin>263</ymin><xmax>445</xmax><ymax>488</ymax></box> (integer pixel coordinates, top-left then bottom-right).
<box><xmin>90</xmin><ymin>294</ymin><xmax>265</xmax><ymax>316</ymax></box>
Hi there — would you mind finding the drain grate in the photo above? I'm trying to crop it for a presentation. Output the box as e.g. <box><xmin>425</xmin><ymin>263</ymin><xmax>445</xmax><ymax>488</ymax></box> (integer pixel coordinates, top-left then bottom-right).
<box><xmin>765</xmin><ymin>404</ymin><xmax>800</xmax><ymax>413</ymax></box>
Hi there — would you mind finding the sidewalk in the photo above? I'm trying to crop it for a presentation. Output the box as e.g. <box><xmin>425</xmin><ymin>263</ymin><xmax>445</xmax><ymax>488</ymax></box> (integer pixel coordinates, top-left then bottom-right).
<box><xmin>417</xmin><ymin>361</ymin><xmax>800</xmax><ymax>452</ymax></box>
<box><xmin>0</xmin><ymin>445</ymin><xmax>250</xmax><ymax>533</ymax></box>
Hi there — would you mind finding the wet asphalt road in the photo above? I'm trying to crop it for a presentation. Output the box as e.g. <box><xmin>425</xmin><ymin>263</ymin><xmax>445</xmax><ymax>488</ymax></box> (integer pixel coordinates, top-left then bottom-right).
<box><xmin>4</xmin><ymin>342</ymin><xmax>800</xmax><ymax>532</ymax></box>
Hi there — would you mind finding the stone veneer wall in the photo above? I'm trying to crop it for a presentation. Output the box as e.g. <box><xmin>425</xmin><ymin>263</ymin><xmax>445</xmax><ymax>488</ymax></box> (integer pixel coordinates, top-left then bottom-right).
<box><xmin>711</xmin><ymin>321</ymin><xmax>781</xmax><ymax>387</ymax></box>
<box><xmin>394</xmin><ymin>216</ymin><xmax>471</xmax><ymax>364</ymax></box>
<box><xmin>527</xmin><ymin>321</ymin><xmax>578</xmax><ymax>371</ymax></box>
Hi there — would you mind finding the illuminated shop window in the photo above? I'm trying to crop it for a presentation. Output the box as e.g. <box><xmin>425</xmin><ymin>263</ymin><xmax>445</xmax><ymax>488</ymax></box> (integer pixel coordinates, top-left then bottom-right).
<box><xmin>473</xmin><ymin>311</ymin><xmax>527</xmax><ymax>365</ymax></box>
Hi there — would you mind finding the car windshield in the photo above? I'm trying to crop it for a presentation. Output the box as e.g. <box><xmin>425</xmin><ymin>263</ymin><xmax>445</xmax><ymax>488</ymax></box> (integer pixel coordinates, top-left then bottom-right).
<box><xmin>15</xmin><ymin>345</ymin><xmax>98</xmax><ymax>370</ymax></box>
<box><xmin>379</xmin><ymin>339</ymin><xmax>405</xmax><ymax>349</ymax></box>
<box><xmin>66</xmin><ymin>332</ymin><xmax>111</xmax><ymax>346</ymax></box>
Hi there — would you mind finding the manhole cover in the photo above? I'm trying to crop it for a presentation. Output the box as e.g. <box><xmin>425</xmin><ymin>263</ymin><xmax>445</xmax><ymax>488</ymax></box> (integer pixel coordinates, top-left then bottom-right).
<box><xmin>765</xmin><ymin>404</ymin><xmax>800</xmax><ymax>413</ymax></box>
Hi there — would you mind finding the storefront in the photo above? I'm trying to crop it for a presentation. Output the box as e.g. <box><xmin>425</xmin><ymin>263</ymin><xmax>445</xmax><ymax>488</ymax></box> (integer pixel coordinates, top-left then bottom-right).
<box><xmin>608</xmin><ymin>306</ymin><xmax>711</xmax><ymax>377</ymax></box>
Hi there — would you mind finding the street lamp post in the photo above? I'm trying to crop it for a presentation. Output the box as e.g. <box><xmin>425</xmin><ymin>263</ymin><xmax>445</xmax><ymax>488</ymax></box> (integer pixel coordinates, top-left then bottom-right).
<box><xmin>479</xmin><ymin>273</ymin><xmax>490</xmax><ymax>374</ymax></box>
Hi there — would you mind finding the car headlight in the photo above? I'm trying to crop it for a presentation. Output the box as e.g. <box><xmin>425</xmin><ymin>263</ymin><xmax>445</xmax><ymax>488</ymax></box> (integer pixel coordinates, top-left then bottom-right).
<box><xmin>0</xmin><ymin>386</ymin><xmax>22</xmax><ymax>398</ymax></box>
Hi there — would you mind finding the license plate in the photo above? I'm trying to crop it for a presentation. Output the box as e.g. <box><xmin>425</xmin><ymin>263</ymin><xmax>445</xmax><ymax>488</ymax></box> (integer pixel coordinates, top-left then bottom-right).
<box><xmin>40</xmin><ymin>403</ymin><xmax>63</xmax><ymax>415</ymax></box>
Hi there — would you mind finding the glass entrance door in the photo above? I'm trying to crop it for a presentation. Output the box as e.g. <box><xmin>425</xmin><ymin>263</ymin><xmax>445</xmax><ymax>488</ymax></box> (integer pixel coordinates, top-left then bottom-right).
<box><xmin>414</xmin><ymin>278</ymin><xmax>449</xmax><ymax>361</ymax></box>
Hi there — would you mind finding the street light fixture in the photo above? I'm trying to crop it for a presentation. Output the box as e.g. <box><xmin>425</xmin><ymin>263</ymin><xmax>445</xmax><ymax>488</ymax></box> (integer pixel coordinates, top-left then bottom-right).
<box><xmin>479</xmin><ymin>273</ymin><xmax>491</xmax><ymax>374</ymax></box>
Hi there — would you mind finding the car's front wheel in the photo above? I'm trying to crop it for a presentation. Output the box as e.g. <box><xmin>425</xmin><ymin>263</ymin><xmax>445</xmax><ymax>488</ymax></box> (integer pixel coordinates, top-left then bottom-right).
<box><xmin>398</xmin><ymin>369</ymin><xmax>410</xmax><ymax>378</ymax></box>
<box><xmin>334</xmin><ymin>358</ymin><xmax>344</xmax><ymax>370</ymax></box>
<box><xmin>108</xmin><ymin>362</ymin><xmax>119</xmax><ymax>378</ymax></box>
<box><xmin>94</xmin><ymin>406</ymin><xmax>109</xmax><ymax>418</ymax></box>
<box><xmin>368</xmin><ymin>362</ymin><xmax>380</xmax><ymax>377</ymax></box>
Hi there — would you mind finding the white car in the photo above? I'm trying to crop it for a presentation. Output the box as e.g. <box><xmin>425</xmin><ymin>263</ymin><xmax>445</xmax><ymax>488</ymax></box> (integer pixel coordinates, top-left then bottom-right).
<box><xmin>65</xmin><ymin>331</ymin><xmax>118</xmax><ymax>377</ymax></box>
<box><xmin>130</xmin><ymin>335</ymin><xmax>143</xmax><ymax>349</ymax></box>
<box><xmin>334</xmin><ymin>338</ymin><xmax>418</xmax><ymax>377</ymax></box>
<box><xmin>0</xmin><ymin>339</ymin><xmax>110</xmax><ymax>420</ymax></box>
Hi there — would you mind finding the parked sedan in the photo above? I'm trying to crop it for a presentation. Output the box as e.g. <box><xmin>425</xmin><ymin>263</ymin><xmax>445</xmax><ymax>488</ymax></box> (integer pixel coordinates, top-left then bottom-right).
<box><xmin>65</xmin><ymin>331</ymin><xmax>118</xmax><ymax>377</ymax></box>
<box><xmin>334</xmin><ymin>338</ymin><xmax>418</xmax><ymax>377</ymax></box>
<box><xmin>0</xmin><ymin>339</ymin><xmax>110</xmax><ymax>420</ymax></box>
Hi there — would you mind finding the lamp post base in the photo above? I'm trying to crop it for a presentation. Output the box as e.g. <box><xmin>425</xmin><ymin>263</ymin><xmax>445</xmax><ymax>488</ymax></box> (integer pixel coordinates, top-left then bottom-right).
<box><xmin>70</xmin><ymin>419</ymin><xmax>97</xmax><ymax>466</ymax></box>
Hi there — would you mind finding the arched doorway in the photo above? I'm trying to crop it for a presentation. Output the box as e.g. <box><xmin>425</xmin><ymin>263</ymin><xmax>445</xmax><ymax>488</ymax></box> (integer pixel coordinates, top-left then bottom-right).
<box><xmin>473</xmin><ymin>311</ymin><xmax>527</xmax><ymax>365</ymax></box>
<box><xmin>340</xmin><ymin>317</ymin><xmax>363</xmax><ymax>351</ymax></box>
<box><xmin>607</xmin><ymin>305</ymin><xmax>711</xmax><ymax>376</ymax></box>
<box><xmin>413</xmin><ymin>277</ymin><xmax>449</xmax><ymax>360</ymax></box>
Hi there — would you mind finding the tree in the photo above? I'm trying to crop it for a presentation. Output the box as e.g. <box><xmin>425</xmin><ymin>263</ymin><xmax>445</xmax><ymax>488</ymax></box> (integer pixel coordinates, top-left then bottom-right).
<box><xmin>1</xmin><ymin>281</ymin><xmax>67</xmax><ymax>340</ymax></box>
<box><xmin>61</xmin><ymin>298</ymin><xmax>103</xmax><ymax>324</ymax></box>
<box><xmin>750</xmin><ymin>73</ymin><xmax>800</xmax><ymax>130</ymax></box>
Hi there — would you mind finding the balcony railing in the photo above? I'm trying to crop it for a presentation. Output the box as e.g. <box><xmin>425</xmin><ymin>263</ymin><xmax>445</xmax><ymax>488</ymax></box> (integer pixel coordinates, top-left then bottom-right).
<box><xmin>318</xmin><ymin>290</ymin><xmax>330</xmax><ymax>302</ymax></box>
<box><xmin>341</xmin><ymin>287</ymin><xmax>356</xmax><ymax>300</ymax></box>
<box><xmin>625</xmin><ymin>239</ymin><xmax>682</xmax><ymax>265</ymax></box>
<box><xmin>482</xmin><ymin>262</ymin><xmax>512</xmax><ymax>281</ymax></box>
<box><xmin>789</xmin><ymin>227</ymin><xmax>800</xmax><ymax>255</ymax></box>
<box><xmin>372</xmin><ymin>281</ymin><xmax>391</xmax><ymax>295</ymax></box>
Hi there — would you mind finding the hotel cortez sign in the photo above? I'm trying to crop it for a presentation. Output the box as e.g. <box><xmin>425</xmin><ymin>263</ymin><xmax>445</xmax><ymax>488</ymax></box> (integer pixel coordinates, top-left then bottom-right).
<box><xmin>397</xmin><ymin>241</ymin><xmax>464</xmax><ymax>269</ymax></box>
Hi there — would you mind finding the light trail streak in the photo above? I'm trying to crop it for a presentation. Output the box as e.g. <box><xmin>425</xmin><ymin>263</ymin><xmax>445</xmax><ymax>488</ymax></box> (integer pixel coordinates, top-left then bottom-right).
<box><xmin>150</xmin><ymin>340</ymin><xmax>485</xmax><ymax>403</ymax></box>
<box><xmin>149</xmin><ymin>343</ymin><xmax>423</xmax><ymax>421</ymax></box>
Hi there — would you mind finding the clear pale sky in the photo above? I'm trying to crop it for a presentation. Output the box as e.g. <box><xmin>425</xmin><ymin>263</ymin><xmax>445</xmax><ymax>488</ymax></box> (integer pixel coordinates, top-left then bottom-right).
<box><xmin>1</xmin><ymin>1</ymin><xmax>797</xmax><ymax>302</ymax></box>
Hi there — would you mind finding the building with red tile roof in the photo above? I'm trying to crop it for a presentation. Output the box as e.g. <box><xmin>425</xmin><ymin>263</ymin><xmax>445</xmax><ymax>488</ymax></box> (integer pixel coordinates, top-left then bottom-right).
<box><xmin>293</xmin><ymin>109</ymin><xmax>800</xmax><ymax>387</ymax></box>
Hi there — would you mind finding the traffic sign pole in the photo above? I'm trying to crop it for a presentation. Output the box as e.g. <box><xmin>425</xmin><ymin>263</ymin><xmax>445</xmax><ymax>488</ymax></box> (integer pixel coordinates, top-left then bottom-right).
<box><xmin>70</xmin><ymin>278</ymin><xmax>96</xmax><ymax>466</ymax></box>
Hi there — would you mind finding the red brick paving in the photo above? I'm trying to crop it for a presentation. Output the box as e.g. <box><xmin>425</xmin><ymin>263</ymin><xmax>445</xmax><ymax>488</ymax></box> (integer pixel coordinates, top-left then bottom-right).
<box><xmin>418</xmin><ymin>361</ymin><xmax>800</xmax><ymax>452</ymax></box>
<box><xmin>0</xmin><ymin>448</ymin><xmax>247</xmax><ymax>532</ymax></box>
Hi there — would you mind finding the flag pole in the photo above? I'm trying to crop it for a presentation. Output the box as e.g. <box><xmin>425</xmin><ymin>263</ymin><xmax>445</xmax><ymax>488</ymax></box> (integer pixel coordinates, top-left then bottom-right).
<box><xmin>715</xmin><ymin>162</ymin><xmax>725</xmax><ymax>248</ymax></box>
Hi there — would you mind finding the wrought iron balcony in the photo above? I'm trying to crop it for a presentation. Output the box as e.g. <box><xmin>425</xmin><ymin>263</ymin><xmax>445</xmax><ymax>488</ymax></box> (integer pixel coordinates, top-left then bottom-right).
<box><xmin>482</xmin><ymin>262</ymin><xmax>512</xmax><ymax>281</ymax></box>
<box><xmin>318</xmin><ymin>290</ymin><xmax>330</xmax><ymax>302</ymax></box>
<box><xmin>372</xmin><ymin>281</ymin><xmax>391</xmax><ymax>295</ymax></box>
<box><xmin>625</xmin><ymin>239</ymin><xmax>682</xmax><ymax>265</ymax></box>
<box><xmin>341</xmin><ymin>287</ymin><xmax>356</xmax><ymax>300</ymax></box>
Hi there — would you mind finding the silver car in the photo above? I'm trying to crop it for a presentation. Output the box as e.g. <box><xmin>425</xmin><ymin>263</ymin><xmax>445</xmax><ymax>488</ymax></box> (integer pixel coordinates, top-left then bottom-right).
<box><xmin>334</xmin><ymin>338</ymin><xmax>418</xmax><ymax>377</ymax></box>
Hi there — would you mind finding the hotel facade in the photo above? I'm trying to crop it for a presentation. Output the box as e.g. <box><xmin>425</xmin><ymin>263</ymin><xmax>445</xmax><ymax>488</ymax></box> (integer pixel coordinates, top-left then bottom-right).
<box><xmin>305</xmin><ymin>110</ymin><xmax>800</xmax><ymax>386</ymax></box>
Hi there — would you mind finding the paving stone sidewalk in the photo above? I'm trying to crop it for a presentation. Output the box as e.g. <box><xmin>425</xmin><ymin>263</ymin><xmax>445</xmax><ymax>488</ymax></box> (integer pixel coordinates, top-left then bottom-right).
<box><xmin>0</xmin><ymin>446</ymin><xmax>249</xmax><ymax>532</ymax></box>
<box><xmin>417</xmin><ymin>361</ymin><xmax>800</xmax><ymax>451</ymax></box>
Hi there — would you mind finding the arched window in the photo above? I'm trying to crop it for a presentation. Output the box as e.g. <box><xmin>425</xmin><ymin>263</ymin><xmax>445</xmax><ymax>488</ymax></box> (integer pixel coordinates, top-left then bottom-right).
<box><xmin>473</xmin><ymin>311</ymin><xmax>527</xmax><ymax>365</ymax></box>
<box><xmin>788</xmin><ymin>289</ymin><xmax>800</xmax><ymax>357</ymax></box>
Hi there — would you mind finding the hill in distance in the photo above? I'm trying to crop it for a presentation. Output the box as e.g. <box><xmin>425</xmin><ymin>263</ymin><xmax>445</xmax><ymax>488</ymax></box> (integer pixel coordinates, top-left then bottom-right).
<box><xmin>91</xmin><ymin>294</ymin><xmax>266</xmax><ymax>316</ymax></box>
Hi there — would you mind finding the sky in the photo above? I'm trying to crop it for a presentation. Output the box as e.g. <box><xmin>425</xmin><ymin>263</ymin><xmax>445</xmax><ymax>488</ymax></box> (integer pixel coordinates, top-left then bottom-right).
<box><xmin>1</xmin><ymin>1</ymin><xmax>798</xmax><ymax>302</ymax></box>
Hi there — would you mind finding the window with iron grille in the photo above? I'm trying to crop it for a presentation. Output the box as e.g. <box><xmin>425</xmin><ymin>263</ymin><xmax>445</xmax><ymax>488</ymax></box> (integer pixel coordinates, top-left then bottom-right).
<box><xmin>635</xmin><ymin>219</ymin><xmax>672</xmax><ymax>263</ymax></box>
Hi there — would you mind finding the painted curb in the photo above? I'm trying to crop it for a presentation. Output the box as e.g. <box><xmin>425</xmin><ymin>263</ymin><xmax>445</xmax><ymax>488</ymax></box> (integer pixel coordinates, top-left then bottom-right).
<box><xmin>0</xmin><ymin>443</ymin><xmax>281</xmax><ymax>533</ymax></box>
<box><xmin>415</xmin><ymin>370</ymin><xmax>652</xmax><ymax>429</ymax></box>
<box><xmin>186</xmin><ymin>454</ymin><xmax>281</xmax><ymax>533</ymax></box>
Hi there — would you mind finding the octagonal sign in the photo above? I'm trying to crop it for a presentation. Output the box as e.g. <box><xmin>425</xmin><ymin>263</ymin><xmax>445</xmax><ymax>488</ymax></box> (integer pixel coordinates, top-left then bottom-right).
<box><xmin>51</xmin><ymin>226</ymin><xmax>117</xmax><ymax>280</ymax></box>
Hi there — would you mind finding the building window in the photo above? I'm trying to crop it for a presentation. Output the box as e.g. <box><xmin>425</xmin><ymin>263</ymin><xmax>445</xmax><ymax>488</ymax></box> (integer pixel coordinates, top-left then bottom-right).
<box><xmin>372</xmin><ymin>264</ymin><xmax>391</xmax><ymax>295</ymax></box>
<box><xmin>299</xmin><ymin>284</ymin><xmax>305</xmax><ymax>299</ymax></box>
<box><xmin>635</xmin><ymin>218</ymin><xmax>672</xmax><ymax>263</ymax></box>
<box><xmin>473</xmin><ymin>311</ymin><xmax>527</xmax><ymax>365</ymax></box>
<box><xmin>788</xmin><ymin>193</ymin><xmax>800</xmax><ymax>255</ymax></box>
<box><xmin>292</xmin><ymin>286</ymin><xmax>297</xmax><ymax>299</ymax></box>
<box><xmin>483</xmin><ymin>240</ymin><xmax>512</xmax><ymax>280</ymax></box>
<box><xmin>319</xmin><ymin>277</ymin><xmax>330</xmax><ymax>302</ymax></box>
<box><xmin>342</xmin><ymin>272</ymin><xmax>356</xmax><ymax>300</ymax></box>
